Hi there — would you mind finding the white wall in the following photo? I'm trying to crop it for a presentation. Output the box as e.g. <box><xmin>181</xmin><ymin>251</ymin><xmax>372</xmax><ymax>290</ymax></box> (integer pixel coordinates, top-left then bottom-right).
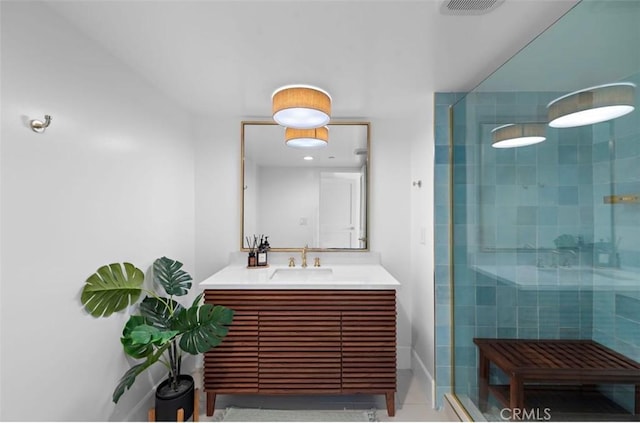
<box><xmin>0</xmin><ymin>3</ymin><xmax>195</xmax><ymax>421</ymax></box>
<box><xmin>368</xmin><ymin>118</ymin><xmax>414</xmax><ymax>366</ymax></box>
<box><xmin>409</xmin><ymin>105</ymin><xmax>437</xmax><ymax>395</ymax></box>
<box><xmin>193</xmin><ymin>117</ymin><xmax>240</xmax><ymax>282</ymax></box>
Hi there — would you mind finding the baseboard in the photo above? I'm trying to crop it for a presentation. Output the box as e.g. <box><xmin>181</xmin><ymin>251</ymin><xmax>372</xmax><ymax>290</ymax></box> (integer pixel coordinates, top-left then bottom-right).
<box><xmin>410</xmin><ymin>349</ymin><xmax>436</xmax><ymax>409</ymax></box>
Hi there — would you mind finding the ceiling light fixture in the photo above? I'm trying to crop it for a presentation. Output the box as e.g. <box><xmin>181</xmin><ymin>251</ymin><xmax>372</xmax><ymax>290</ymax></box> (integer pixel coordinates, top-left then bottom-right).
<box><xmin>272</xmin><ymin>85</ymin><xmax>331</xmax><ymax>129</ymax></box>
<box><xmin>491</xmin><ymin>123</ymin><xmax>546</xmax><ymax>148</ymax></box>
<box><xmin>547</xmin><ymin>82</ymin><xmax>636</xmax><ymax>128</ymax></box>
<box><xmin>285</xmin><ymin>126</ymin><xmax>329</xmax><ymax>149</ymax></box>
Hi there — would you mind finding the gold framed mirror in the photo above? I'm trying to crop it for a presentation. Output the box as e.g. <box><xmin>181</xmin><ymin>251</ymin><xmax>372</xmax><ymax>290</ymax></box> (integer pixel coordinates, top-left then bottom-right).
<box><xmin>241</xmin><ymin>121</ymin><xmax>370</xmax><ymax>251</ymax></box>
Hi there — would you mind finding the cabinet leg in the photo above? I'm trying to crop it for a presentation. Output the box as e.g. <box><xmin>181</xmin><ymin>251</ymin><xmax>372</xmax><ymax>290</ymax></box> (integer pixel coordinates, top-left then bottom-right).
<box><xmin>385</xmin><ymin>392</ymin><xmax>395</xmax><ymax>417</ymax></box>
<box><xmin>206</xmin><ymin>392</ymin><xmax>216</xmax><ymax>417</ymax></box>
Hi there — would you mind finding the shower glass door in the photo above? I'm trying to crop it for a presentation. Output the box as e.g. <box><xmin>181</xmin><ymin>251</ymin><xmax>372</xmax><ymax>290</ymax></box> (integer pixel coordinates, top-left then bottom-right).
<box><xmin>450</xmin><ymin>0</ymin><xmax>640</xmax><ymax>420</ymax></box>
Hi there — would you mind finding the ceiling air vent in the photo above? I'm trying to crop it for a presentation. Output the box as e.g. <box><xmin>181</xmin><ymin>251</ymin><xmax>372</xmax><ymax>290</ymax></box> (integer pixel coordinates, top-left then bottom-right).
<box><xmin>440</xmin><ymin>0</ymin><xmax>506</xmax><ymax>15</ymax></box>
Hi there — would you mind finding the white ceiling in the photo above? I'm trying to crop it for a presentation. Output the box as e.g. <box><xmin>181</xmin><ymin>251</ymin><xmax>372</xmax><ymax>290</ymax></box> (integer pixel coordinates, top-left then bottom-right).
<box><xmin>45</xmin><ymin>0</ymin><xmax>579</xmax><ymax>119</ymax></box>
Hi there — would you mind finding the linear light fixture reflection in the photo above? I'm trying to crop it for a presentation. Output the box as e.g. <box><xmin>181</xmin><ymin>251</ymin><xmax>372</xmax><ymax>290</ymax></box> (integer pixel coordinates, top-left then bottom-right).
<box><xmin>285</xmin><ymin>126</ymin><xmax>329</xmax><ymax>148</ymax></box>
<box><xmin>272</xmin><ymin>85</ymin><xmax>331</xmax><ymax>129</ymax></box>
<box><xmin>491</xmin><ymin>123</ymin><xmax>546</xmax><ymax>148</ymax></box>
<box><xmin>547</xmin><ymin>82</ymin><xmax>636</xmax><ymax>128</ymax></box>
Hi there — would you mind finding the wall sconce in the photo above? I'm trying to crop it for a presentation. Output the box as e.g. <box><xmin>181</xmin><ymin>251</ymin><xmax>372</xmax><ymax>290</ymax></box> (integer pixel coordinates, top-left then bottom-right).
<box><xmin>30</xmin><ymin>115</ymin><xmax>52</xmax><ymax>133</ymax></box>
<box><xmin>491</xmin><ymin>123</ymin><xmax>547</xmax><ymax>148</ymax></box>
<box><xmin>547</xmin><ymin>82</ymin><xmax>636</xmax><ymax>128</ymax></box>
<box><xmin>285</xmin><ymin>126</ymin><xmax>329</xmax><ymax>148</ymax></box>
<box><xmin>272</xmin><ymin>85</ymin><xmax>331</xmax><ymax>129</ymax></box>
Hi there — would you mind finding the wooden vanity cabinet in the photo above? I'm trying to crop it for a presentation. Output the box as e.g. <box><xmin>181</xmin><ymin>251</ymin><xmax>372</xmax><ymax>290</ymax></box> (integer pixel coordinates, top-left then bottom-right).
<box><xmin>203</xmin><ymin>289</ymin><xmax>397</xmax><ymax>416</ymax></box>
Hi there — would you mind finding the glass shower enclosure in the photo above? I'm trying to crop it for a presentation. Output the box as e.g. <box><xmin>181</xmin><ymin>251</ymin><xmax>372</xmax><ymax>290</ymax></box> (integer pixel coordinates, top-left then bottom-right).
<box><xmin>450</xmin><ymin>0</ymin><xmax>640</xmax><ymax>420</ymax></box>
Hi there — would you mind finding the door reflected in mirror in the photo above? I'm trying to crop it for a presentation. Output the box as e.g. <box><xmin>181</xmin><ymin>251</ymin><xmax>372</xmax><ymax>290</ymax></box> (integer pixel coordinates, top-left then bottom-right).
<box><xmin>242</xmin><ymin>121</ymin><xmax>370</xmax><ymax>251</ymax></box>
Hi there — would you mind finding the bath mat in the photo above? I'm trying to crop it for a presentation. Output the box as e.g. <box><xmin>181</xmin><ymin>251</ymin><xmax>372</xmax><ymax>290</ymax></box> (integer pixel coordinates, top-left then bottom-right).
<box><xmin>215</xmin><ymin>406</ymin><xmax>377</xmax><ymax>422</ymax></box>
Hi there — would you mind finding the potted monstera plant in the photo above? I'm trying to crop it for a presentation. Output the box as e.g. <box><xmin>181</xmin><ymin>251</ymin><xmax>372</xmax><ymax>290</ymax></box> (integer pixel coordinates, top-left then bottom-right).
<box><xmin>81</xmin><ymin>256</ymin><xmax>233</xmax><ymax>421</ymax></box>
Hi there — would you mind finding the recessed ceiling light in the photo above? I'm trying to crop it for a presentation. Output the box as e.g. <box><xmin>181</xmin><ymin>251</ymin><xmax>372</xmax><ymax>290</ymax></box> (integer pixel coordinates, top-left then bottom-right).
<box><xmin>303</xmin><ymin>156</ymin><xmax>314</xmax><ymax>161</ymax></box>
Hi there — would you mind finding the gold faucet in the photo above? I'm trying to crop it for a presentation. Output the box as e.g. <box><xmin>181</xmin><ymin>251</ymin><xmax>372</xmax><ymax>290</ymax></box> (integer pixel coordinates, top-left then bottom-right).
<box><xmin>301</xmin><ymin>244</ymin><xmax>308</xmax><ymax>268</ymax></box>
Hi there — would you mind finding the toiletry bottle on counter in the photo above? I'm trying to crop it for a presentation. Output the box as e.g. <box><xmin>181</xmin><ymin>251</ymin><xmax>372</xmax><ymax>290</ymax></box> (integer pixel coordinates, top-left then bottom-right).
<box><xmin>248</xmin><ymin>251</ymin><xmax>257</xmax><ymax>267</ymax></box>
<box><xmin>257</xmin><ymin>236</ymin><xmax>269</xmax><ymax>266</ymax></box>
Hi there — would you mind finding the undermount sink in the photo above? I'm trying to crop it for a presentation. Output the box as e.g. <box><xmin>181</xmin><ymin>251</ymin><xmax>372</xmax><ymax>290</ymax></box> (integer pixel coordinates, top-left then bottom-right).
<box><xmin>270</xmin><ymin>267</ymin><xmax>334</xmax><ymax>281</ymax></box>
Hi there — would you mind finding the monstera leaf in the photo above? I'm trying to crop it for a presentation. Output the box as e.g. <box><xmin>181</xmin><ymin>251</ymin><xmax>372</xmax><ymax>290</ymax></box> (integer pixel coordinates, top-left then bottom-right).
<box><xmin>81</xmin><ymin>263</ymin><xmax>144</xmax><ymax>317</ymax></box>
<box><xmin>153</xmin><ymin>257</ymin><xmax>192</xmax><ymax>296</ymax></box>
<box><xmin>173</xmin><ymin>304</ymin><xmax>234</xmax><ymax>355</ymax></box>
<box><xmin>120</xmin><ymin>315</ymin><xmax>178</xmax><ymax>359</ymax></box>
<box><xmin>139</xmin><ymin>296</ymin><xmax>184</xmax><ymax>330</ymax></box>
<box><xmin>113</xmin><ymin>362</ymin><xmax>147</xmax><ymax>404</ymax></box>
<box><xmin>121</xmin><ymin>316</ymin><xmax>154</xmax><ymax>359</ymax></box>
<box><xmin>112</xmin><ymin>342</ymin><xmax>170</xmax><ymax>403</ymax></box>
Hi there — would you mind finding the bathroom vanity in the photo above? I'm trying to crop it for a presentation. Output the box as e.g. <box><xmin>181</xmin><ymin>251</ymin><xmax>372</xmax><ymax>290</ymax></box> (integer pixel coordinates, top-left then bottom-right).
<box><xmin>199</xmin><ymin>260</ymin><xmax>401</xmax><ymax>416</ymax></box>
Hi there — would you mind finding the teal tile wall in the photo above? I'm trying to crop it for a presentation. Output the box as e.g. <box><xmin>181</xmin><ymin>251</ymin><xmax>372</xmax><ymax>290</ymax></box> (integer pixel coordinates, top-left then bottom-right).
<box><xmin>591</xmin><ymin>72</ymin><xmax>640</xmax><ymax>413</ymax></box>
<box><xmin>434</xmin><ymin>81</ymin><xmax>639</xmax><ymax>412</ymax></box>
<box><xmin>478</xmin><ymin>97</ymin><xmax>595</xmax><ymax>254</ymax></box>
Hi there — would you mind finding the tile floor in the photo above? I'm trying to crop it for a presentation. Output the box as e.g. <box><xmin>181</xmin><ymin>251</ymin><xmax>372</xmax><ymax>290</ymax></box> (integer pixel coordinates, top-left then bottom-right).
<box><xmin>198</xmin><ymin>369</ymin><xmax>460</xmax><ymax>421</ymax></box>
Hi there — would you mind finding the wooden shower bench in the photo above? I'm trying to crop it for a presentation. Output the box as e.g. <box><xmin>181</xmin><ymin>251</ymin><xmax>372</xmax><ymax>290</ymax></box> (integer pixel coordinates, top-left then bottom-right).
<box><xmin>474</xmin><ymin>338</ymin><xmax>640</xmax><ymax>414</ymax></box>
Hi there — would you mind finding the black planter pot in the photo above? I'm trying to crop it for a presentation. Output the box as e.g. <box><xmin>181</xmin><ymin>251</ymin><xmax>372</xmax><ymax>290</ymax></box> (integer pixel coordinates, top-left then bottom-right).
<box><xmin>155</xmin><ymin>375</ymin><xmax>195</xmax><ymax>422</ymax></box>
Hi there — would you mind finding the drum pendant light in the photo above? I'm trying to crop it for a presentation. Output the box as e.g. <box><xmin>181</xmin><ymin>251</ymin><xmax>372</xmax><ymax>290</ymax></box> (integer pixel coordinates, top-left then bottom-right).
<box><xmin>272</xmin><ymin>85</ymin><xmax>331</xmax><ymax>129</ymax></box>
<box><xmin>547</xmin><ymin>82</ymin><xmax>635</xmax><ymax>128</ymax></box>
<box><xmin>285</xmin><ymin>126</ymin><xmax>329</xmax><ymax>149</ymax></box>
<box><xmin>491</xmin><ymin>123</ymin><xmax>546</xmax><ymax>148</ymax></box>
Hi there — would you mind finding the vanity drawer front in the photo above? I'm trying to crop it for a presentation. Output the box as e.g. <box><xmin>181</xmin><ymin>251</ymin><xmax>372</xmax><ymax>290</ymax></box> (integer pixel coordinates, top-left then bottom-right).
<box><xmin>259</xmin><ymin>311</ymin><xmax>342</xmax><ymax>347</ymax></box>
<box><xmin>258</xmin><ymin>351</ymin><xmax>342</xmax><ymax>392</ymax></box>
<box><xmin>204</xmin><ymin>289</ymin><xmax>394</xmax><ymax>311</ymax></box>
<box><xmin>258</xmin><ymin>311</ymin><xmax>342</xmax><ymax>392</ymax></box>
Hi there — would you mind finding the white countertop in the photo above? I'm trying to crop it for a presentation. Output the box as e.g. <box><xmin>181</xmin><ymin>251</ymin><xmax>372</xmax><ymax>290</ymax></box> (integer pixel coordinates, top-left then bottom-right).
<box><xmin>199</xmin><ymin>263</ymin><xmax>401</xmax><ymax>290</ymax></box>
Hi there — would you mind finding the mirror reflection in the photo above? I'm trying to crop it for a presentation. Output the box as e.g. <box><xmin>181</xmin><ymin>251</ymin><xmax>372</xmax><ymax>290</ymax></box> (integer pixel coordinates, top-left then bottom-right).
<box><xmin>242</xmin><ymin>121</ymin><xmax>370</xmax><ymax>251</ymax></box>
